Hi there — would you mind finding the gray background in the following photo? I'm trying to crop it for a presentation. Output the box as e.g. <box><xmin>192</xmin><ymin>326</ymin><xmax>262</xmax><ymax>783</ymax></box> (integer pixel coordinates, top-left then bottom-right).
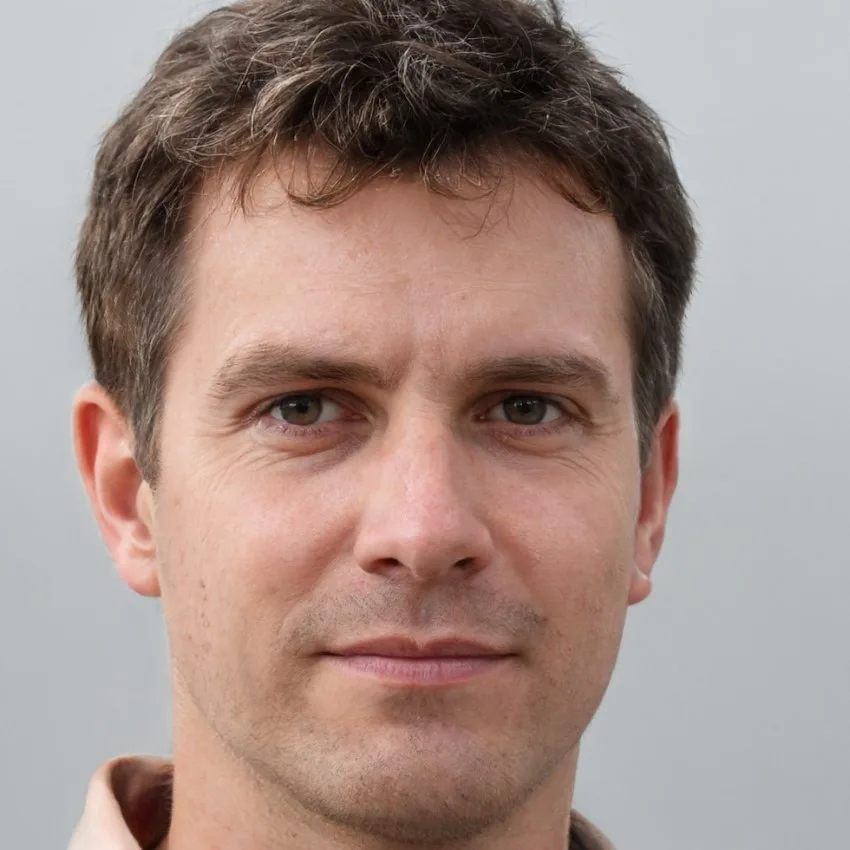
<box><xmin>1</xmin><ymin>0</ymin><xmax>848</xmax><ymax>847</ymax></box>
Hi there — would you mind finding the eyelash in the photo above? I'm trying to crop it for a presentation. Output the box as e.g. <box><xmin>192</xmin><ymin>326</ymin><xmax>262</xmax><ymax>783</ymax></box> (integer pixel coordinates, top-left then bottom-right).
<box><xmin>253</xmin><ymin>391</ymin><xmax>582</xmax><ymax>439</ymax></box>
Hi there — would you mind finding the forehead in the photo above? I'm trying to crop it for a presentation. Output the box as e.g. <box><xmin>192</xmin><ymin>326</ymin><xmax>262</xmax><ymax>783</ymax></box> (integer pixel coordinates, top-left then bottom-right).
<box><xmin>176</xmin><ymin>164</ymin><xmax>632</xmax><ymax>391</ymax></box>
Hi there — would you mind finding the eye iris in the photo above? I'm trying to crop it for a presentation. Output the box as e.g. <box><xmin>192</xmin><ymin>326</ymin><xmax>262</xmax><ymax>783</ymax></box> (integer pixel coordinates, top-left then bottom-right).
<box><xmin>278</xmin><ymin>396</ymin><xmax>322</xmax><ymax>426</ymax></box>
<box><xmin>503</xmin><ymin>396</ymin><xmax>548</xmax><ymax>425</ymax></box>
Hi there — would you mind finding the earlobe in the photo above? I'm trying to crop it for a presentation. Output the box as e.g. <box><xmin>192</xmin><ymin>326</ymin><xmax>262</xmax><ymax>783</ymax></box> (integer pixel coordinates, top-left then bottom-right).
<box><xmin>72</xmin><ymin>382</ymin><xmax>161</xmax><ymax>598</ymax></box>
<box><xmin>627</xmin><ymin>563</ymin><xmax>652</xmax><ymax>605</ymax></box>
<box><xmin>629</xmin><ymin>400</ymin><xmax>680</xmax><ymax>607</ymax></box>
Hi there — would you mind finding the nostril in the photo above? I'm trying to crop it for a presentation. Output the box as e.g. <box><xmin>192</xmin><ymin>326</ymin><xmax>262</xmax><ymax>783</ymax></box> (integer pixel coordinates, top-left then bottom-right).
<box><xmin>454</xmin><ymin>557</ymin><xmax>475</xmax><ymax>569</ymax></box>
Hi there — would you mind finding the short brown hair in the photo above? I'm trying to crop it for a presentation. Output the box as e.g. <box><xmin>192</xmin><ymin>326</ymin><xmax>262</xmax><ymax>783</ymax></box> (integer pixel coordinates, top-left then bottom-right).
<box><xmin>76</xmin><ymin>0</ymin><xmax>697</xmax><ymax>484</ymax></box>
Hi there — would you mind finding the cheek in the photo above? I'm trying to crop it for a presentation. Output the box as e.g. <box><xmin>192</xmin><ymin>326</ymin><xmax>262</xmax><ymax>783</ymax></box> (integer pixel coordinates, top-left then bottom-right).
<box><xmin>499</xmin><ymin>456</ymin><xmax>638</xmax><ymax>593</ymax></box>
<box><xmin>495</xmin><ymin>460</ymin><xmax>638</xmax><ymax>669</ymax></box>
<box><xmin>153</xmin><ymin>462</ymin><xmax>358</xmax><ymax>665</ymax></box>
<box><xmin>529</xmin><ymin>520</ymin><xmax>633</xmax><ymax>668</ymax></box>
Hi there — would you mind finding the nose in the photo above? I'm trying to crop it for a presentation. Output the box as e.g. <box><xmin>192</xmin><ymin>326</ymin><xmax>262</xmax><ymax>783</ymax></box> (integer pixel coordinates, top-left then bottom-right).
<box><xmin>353</xmin><ymin>420</ymin><xmax>494</xmax><ymax>583</ymax></box>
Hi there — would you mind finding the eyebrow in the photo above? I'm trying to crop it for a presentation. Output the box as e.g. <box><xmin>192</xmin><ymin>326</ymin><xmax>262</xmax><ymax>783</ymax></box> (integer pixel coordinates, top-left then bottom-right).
<box><xmin>207</xmin><ymin>342</ymin><xmax>399</xmax><ymax>401</ymax></box>
<box><xmin>207</xmin><ymin>342</ymin><xmax>620</xmax><ymax>407</ymax></box>
<box><xmin>462</xmin><ymin>353</ymin><xmax>620</xmax><ymax>406</ymax></box>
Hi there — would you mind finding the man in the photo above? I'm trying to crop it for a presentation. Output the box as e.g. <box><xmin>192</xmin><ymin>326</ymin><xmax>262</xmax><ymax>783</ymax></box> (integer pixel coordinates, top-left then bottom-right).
<box><xmin>69</xmin><ymin>0</ymin><xmax>697</xmax><ymax>847</ymax></box>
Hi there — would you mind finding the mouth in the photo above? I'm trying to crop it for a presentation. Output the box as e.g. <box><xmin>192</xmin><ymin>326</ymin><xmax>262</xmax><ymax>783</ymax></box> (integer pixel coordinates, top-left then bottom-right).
<box><xmin>321</xmin><ymin>636</ymin><xmax>516</xmax><ymax>686</ymax></box>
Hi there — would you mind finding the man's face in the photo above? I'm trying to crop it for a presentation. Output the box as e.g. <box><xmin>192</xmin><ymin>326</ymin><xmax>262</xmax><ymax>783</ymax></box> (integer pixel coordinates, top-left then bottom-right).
<box><xmin>146</xmin><ymin>166</ymin><xmax>672</xmax><ymax>841</ymax></box>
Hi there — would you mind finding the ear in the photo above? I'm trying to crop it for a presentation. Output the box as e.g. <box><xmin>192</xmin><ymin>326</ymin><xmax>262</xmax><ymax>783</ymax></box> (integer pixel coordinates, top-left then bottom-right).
<box><xmin>628</xmin><ymin>400</ymin><xmax>680</xmax><ymax>606</ymax></box>
<box><xmin>72</xmin><ymin>382</ymin><xmax>161</xmax><ymax>597</ymax></box>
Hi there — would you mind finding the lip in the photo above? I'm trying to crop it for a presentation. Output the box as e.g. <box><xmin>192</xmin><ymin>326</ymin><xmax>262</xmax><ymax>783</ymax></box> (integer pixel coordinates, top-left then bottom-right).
<box><xmin>321</xmin><ymin>636</ymin><xmax>515</xmax><ymax>686</ymax></box>
<box><xmin>325</xmin><ymin>636</ymin><xmax>513</xmax><ymax>658</ymax></box>
<box><xmin>323</xmin><ymin>654</ymin><xmax>510</xmax><ymax>684</ymax></box>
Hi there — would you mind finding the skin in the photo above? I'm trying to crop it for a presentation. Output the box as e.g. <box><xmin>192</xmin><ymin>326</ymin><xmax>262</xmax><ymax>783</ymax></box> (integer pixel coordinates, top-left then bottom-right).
<box><xmin>73</xmin><ymin>163</ymin><xmax>678</xmax><ymax>850</ymax></box>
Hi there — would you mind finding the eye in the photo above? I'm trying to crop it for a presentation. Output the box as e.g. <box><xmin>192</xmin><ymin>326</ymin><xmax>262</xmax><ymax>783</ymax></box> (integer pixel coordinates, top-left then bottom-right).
<box><xmin>268</xmin><ymin>394</ymin><xmax>343</xmax><ymax>427</ymax></box>
<box><xmin>487</xmin><ymin>395</ymin><xmax>564</xmax><ymax>426</ymax></box>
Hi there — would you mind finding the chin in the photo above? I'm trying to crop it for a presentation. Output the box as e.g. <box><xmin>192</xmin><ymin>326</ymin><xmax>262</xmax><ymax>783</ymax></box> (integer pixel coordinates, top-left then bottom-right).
<box><xmin>302</xmin><ymin>762</ymin><xmax>523</xmax><ymax>844</ymax></box>
<box><xmin>271</xmin><ymin>723</ymin><xmax>552</xmax><ymax>844</ymax></box>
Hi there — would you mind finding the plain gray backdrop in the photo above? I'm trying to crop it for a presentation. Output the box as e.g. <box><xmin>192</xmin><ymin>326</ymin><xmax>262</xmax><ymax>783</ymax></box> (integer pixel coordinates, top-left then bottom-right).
<box><xmin>1</xmin><ymin>1</ymin><xmax>848</xmax><ymax>847</ymax></box>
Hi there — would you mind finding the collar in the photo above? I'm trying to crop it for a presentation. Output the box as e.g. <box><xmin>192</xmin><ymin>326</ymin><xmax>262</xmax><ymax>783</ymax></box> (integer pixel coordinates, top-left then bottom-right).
<box><xmin>69</xmin><ymin>755</ymin><xmax>613</xmax><ymax>850</ymax></box>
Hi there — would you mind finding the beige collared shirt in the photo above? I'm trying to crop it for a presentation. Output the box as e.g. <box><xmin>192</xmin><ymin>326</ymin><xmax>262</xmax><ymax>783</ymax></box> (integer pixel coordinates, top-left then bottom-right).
<box><xmin>69</xmin><ymin>755</ymin><xmax>614</xmax><ymax>850</ymax></box>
